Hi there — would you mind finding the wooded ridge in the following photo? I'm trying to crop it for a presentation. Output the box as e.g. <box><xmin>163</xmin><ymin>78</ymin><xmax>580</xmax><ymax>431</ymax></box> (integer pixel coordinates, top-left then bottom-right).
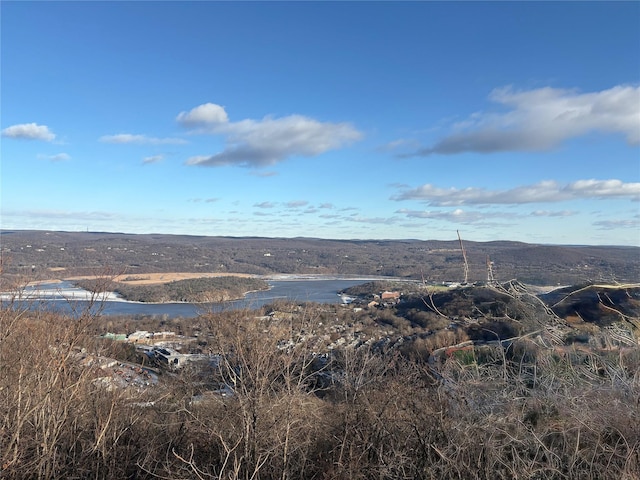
<box><xmin>2</xmin><ymin>230</ymin><xmax>637</xmax><ymax>286</ymax></box>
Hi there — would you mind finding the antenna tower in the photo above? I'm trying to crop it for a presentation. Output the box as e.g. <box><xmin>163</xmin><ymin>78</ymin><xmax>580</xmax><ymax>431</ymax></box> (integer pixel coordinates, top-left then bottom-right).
<box><xmin>457</xmin><ymin>230</ymin><xmax>469</xmax><ymax>284</ymax></box>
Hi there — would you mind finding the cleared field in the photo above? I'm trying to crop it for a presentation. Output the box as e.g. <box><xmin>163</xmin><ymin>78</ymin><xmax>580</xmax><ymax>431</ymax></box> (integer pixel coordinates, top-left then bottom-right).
<box><xmin>65</xmin><ymin>272</ymin><xmax>254</xmax><ymax>286</ymax></box>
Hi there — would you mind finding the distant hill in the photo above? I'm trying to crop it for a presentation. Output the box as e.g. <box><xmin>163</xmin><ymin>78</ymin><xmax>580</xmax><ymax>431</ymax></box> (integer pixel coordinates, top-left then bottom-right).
<box><xmin>1</xmin><ymin>230</ymin><xmax>638</xmax><ymax>285</ymax></box>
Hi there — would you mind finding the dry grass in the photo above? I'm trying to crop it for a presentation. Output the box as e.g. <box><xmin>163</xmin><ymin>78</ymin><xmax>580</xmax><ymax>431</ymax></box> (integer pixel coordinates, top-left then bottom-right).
<box><xmin>2</xmin><ymin>294</ymin><xmax>638</xmax><ymax>479</ymax></box>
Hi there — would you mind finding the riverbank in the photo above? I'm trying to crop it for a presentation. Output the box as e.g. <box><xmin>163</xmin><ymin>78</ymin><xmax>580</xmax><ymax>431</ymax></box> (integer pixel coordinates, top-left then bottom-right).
<box><xmin>0</xmin><ymin>278</ymin><xmax>378</xmax><ymax>318</ymax></box>
<box><xmin>0</xmin><ymin>281</ymin><xmax>125</xmax><ymax>302</ymax></box>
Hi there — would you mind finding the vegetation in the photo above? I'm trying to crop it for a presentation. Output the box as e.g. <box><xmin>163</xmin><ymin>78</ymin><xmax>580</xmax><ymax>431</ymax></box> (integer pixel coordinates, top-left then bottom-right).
<box><xmin>74</xmin><ymin>276</ymin><xmax>269</xmax><ymax>303</ymax></box>
<box><xmin>1</xmin><ymin>280</ymin><xmax>639</xmax><ymax>479</ymax></box>
<box><xmin>340</xmin><ymin>279</ymin><xmax>426</xmax><ymax>297</ymax></box>
<box><xmin>2</xmin><ymin>230</ymin><xmax>638</xmax><ymax>285</ymax></box>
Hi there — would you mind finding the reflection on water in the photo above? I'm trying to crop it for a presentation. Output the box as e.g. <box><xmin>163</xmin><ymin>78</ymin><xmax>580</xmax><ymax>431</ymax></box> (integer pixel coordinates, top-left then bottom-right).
<box><xmin>3</xmin><ymin>279</ymin><xmax>371</xmax><ymax>318</ymax></box>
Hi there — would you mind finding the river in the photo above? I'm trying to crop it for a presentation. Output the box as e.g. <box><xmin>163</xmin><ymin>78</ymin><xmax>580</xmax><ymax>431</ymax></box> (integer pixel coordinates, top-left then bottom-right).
<box><xmin>2</xmin><ymin>277</ymin><xmax>377</xmax><ymax>318</ymax></box>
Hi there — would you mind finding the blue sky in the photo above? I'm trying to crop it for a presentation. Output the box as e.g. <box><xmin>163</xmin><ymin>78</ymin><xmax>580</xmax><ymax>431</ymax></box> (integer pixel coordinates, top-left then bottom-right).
<box><xmin>2</xmin><ymin>1</ymin><xmax>639</xmax><ymax>245</ymax></box>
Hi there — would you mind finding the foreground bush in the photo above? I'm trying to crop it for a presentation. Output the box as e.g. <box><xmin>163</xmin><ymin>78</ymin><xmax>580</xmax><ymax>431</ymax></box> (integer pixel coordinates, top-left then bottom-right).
<box><xmin>1</xmin><ymin>304</ymin><xmax>638</xmax><ymax>479</ymax></box>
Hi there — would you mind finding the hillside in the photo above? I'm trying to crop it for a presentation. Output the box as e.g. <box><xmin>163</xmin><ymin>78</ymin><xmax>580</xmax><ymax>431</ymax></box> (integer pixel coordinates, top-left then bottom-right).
<box><xmin>1</xmin><ymin>233</ymin><xmax>638</xmax><ymax>479</ymax></box>
<box><xmin>1</xmin><ymin>230</ymin><xmax>637</xmax><ymax>286</ymax></box>
<box><xmin>1</xmin><ymin>279</ymin><xmax>638</xmax><ymax>479</ymax></box>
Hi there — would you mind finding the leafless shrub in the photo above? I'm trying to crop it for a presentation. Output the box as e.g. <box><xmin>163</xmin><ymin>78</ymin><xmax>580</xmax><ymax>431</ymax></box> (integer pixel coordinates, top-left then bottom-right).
<box><xmin>1</xmin><ymin>287</ymin><xmax>638</xmax><ymax>479</ymax></box>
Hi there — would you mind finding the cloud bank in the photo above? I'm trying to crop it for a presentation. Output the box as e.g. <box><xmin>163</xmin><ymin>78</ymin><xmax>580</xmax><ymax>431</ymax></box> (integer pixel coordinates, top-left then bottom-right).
<box><xmin>404</xmin><ymin>85</ymin><xmax>640</xmax><ymax>156</ymax></box>
<box><xmin>394</xmin><ymin>179</ymin><xmax>640</xmax><ymax>205</ymax></box>
<box><xmin>179</xmin><ymin>103</ymin><xmax>362</xmax><ymax>168</ymax></box>
<box><xmin>2</xmin><ymin>123</ymin><xmax>55</xmax><ymax>141</ymax></box>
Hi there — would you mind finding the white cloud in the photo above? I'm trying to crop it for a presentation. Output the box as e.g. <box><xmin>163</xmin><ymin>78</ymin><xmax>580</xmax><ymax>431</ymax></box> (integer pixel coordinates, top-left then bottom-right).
<box><xmin>99</xmin><ymin>134</ymin><xmax>187</xmax><ymax>145</ymax></box>
<box><xmin>565</xmin><ymin>179</ymin><xmax>640</xmax><ymax>197</ymax></box>
<box><xmin>142</xmin><ymin>154</ymin><xmax>164</xmax><ymax>164</ymax></box>
<box><xmin>2</xmin><ymin>123</ymin><xmax>55</xmax><ymax>141</ymax></box>
<box><xmin>404</xmin><ymin>85</ymin><xmax>640</xmax><ymax>156</ymax></box>
<box><xmin>176</xmin><ymin>103</ymin><xmax>229</xmax><ymax>126</ymax></box>
<box><xmin>37</xmin><ymin>153</ymin><xmax>71</xmax><ymax>162</ymax></box>
<box><xmin>393</xmin><ymin>179</ymin><xmax>640</xmax><ymax>205</ymax></box>
<box><xmin>180</xmin><ymin>103</ymin><xmax>362</xmax><ymax>168</ymax></box>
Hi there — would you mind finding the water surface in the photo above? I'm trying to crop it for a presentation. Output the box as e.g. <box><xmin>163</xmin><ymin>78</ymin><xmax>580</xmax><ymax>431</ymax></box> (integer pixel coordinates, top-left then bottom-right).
<box><xmin>4</xmin><ymin>278</ymin><xmax>371</xmax><ymax>318</ymax></box>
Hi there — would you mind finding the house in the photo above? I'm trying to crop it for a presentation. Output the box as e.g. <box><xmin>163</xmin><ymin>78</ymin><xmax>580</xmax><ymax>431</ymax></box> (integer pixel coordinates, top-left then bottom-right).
<box><xmin>151</xmin><ymin>346</ymin><xmax>210</xmax><ymax>370</ymax></box>
<box><xmin>153</xmin><ymin>331</ymin><xmax>175</xmax><ymax>339</ymax></box>
<box><xmin>381</xmin><ymin>291</ymin><xmax>401</xmax><ymax>301</ymax></box>
<box><xmin>152</xmin><ymin>347</ymin><xmax>183</xmax><ymax>368</ymax></box>
<box><xmin>128</xmin><ymin>331</ymin><xmax>152</xmax><ymax>342</ymax></box>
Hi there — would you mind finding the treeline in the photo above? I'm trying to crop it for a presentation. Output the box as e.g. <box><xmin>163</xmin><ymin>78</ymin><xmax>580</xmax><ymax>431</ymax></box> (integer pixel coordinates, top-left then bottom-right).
<box><xmin>340</xmin><ymin>279</ymin><xmax>425</xmax><ymax>297</ymax></box>
<box><xmin>4</xmin><ymin>230</ymin><xmax>640</xmax><ymax>285</ymax></box>
<box><xmin>1</xmin><ymin>302</ymin><xmax>638</xmax><ymax>479</ymax></box>
<box><xmin>76</xmin><ymin>276</ymin><xmax>269</xmax><ymax>303</ymax></box>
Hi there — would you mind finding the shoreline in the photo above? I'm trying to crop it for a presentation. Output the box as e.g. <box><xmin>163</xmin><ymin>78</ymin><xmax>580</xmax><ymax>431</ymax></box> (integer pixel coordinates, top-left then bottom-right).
<box><xmin>0</xmin><ymin>274</ymin><xmax>384</xmax><ymax>305</ymax></box>
<box><xmin>0</xmin><ymin>285</ymin><xmax>272</xmax><ymax>306</ymax></box>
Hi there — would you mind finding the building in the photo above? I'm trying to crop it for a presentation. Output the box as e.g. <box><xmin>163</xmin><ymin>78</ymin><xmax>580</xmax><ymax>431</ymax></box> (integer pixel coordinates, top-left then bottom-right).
<box><xmin>381</xmin><ymin>291</ymin><xmax>401</xmax><ymax>302</ymax></box>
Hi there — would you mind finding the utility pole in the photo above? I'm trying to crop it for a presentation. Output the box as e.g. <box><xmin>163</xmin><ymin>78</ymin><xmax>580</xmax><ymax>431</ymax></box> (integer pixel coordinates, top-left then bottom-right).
<box><xmin>457</xmin><ymin>230</ymin><xmax>469</xmax><ymax>285</ymax></box>
<box><xmin>486</xmin><ymin>255</ymin><xmax>496</xmax><ymax>286</ymax></box>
